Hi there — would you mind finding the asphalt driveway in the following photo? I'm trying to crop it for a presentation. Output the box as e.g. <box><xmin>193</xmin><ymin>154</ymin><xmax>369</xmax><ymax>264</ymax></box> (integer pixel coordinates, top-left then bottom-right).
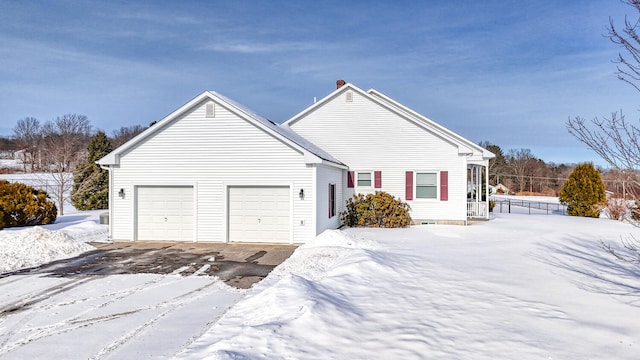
<box><xmin>6</xmin><ymin>241</ymin><xmax>298</xmax><ymax>288</ymax></box>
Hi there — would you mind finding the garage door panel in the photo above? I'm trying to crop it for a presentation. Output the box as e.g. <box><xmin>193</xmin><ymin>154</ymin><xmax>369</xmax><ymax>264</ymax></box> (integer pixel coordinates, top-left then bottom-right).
<box><xmin>137</xmin><ymin>186</ymin><xmax>194</xmax><ymax>241</ymax></box>
<box><xmin>228</xmin><ymin>186</ymin><xmax>290</xmax><ymax>243</ymax></box>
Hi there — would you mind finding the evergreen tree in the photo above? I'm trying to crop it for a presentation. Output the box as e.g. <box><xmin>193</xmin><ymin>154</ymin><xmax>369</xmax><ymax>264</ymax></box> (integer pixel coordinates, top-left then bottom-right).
<box><xmin>479</xmin><ymin>141</ymin><xmax>507</xmax><ymax>185</ymax></box>
<box><xmin>559</xmin><ymin>163</ymin><xmax>606</xmax><ymax>217</ymax></box>
<box><xmin>71</xmin><ymin>131</ymin><xmax>113</xmax><ymax>210</ymax></box>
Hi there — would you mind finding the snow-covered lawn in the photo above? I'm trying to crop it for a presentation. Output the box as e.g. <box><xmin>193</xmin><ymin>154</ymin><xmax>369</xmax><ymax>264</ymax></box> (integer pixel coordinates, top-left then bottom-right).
<box><xmin>180</xmin><ymin>214</ymin><xmax>640</xmax><ymax>359</ymax></box>
<box><xmin>1</xmin><ymin>209</ymin><xmax>640</xmax><ymax>358</ymax></box>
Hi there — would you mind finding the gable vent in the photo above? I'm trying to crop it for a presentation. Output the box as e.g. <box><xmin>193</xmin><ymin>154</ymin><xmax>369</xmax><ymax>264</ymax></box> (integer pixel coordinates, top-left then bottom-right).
<box><xmin>206</xmin><ymin>102</ymin><xmax>215</xmax><ymax>118</ymax></box>
<box><xmin>345</xmin><ymin>91</ymin><xmax>353</xmax><ymax>102</ymax></box>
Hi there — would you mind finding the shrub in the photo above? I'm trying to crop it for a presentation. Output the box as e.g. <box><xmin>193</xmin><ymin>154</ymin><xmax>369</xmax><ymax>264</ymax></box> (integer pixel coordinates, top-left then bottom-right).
<box><xmin>0</xmin><ymin>180</ymin><xmax>57</xmax><ymax>229</ymax></box>
<box><xmin>559</xmin><ymin>163</ymin><xmax>606</xmax><ymax>218</ymax></box>
<box><xmin>341</xmin><ymin>191</ymin><xmax>412</xmax><ymax>228</ymax></box>
<box><xmin>605</xmin><ymin>197</ymin><xmax>628</xmax><ymax>220</ymax></box>
<box><xmin>631</xmin><ymin>201</ymin><xmax>640</xmax><ymax>221</ymax></box>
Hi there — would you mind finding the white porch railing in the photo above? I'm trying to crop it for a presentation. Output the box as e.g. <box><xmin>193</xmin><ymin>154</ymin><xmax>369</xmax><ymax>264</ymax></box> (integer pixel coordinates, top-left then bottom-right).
<box><xmin>467</xmin><ymin>201</ymin><xmax>487</xmax><ymax>218</ymax></box>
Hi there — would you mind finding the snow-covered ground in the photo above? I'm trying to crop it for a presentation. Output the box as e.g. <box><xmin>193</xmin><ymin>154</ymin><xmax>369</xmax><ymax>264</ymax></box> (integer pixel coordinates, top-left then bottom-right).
<box><xmin>179</xmin><ymin>214</ymin><xmax>640</xmax><ymax>359</ymax></box>
<box><xmin>0</xmin><ymin>159</ymin><xmax>21</xmax><ymax>170</ymax></box>
<box><xmin>1</xmin><ymin>200</ymin><xmax>640</xmax><ymax>358</ymax></box>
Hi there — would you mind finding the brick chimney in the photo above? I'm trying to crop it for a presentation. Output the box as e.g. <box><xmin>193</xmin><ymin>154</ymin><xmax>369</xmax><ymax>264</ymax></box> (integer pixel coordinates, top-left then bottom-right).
<box><xmin>336</xmin><ymin>79</ymin><xmax>346</xmax><ymax>89</ymax></box>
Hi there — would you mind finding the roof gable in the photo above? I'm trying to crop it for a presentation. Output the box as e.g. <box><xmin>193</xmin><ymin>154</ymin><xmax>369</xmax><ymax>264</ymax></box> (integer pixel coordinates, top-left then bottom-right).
<box><xmin>366</xmin><ymin>89</ymin><xmax>494</xmax><ymax>160</ymax></box>
<box><xmin>285</xmin><ymin>83</ymin><xmax>494</xmax><ymax>160</ymax></box>
<box><xmin>284</xmin><ymin>83</ymin><xmax>370</xmax><ymax>127</ymax></box>
<box><xmin>98</xmin><ymin>91</ymin><xmax>345</xmax><ymax>167</ymax></box>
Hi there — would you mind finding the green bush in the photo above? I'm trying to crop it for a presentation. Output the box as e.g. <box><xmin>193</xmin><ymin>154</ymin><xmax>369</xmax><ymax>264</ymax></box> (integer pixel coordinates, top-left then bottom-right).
<box><xmin>341</xmin><ymin>191</ymin><xmax>412</xmax><ymax>228</ymax></box>
<box><xmin>0</xmin><ymin>180</ymin><xmax>57</xmax><ymax>229</ymax></box>
<box><xmin>559</xmin><ymin>163</ymin><xmax>606</xmax><ymax>218</ymax></box>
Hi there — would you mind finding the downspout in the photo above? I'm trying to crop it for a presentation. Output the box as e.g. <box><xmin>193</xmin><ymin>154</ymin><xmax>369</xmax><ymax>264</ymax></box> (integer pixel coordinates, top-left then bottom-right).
<box><xmin>99</xmin><ymin>164</ymin><xmax>113</xmax><ymax>241</ymax></box>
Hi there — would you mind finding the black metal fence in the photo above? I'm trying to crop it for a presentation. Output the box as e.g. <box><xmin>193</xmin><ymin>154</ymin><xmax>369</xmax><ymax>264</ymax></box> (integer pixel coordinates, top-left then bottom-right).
<box><xmin>491</xmin><ymin>197</ymin><xmax>567</xmax><ymax>215</ymax></box>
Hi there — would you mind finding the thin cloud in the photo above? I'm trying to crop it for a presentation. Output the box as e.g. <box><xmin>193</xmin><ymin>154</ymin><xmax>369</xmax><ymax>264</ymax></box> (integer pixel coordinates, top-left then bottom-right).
<box><xmin>200</xmin><ymin>40</ymin><xmax>330</xmax><ymax>54</ymax></box>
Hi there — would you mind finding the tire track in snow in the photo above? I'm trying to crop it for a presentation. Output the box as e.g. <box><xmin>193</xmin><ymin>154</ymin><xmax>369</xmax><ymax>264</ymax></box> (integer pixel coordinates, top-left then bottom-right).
<box><xmin>0</xmin><ymin>274</ymin><xmax>192</xmax><ymax>356</ymax></box>
<box><xmin>89</xmin><ymin>280</ymin><xmax>225</xmax><ymax>359</ymax></box>
<box><xmin>0</xmin><ymin>276</ymin><xmax>98</xmax><ymax>352</ymax></box>
<box><xmin>0</xmin><ymin>276</ymin><xmax>94</xmax><ymax>316</ymax></box>
<box><xmin>0</xmin><ymin>275</ymin><xmax>230</xmax><ymax>358</ymax></box>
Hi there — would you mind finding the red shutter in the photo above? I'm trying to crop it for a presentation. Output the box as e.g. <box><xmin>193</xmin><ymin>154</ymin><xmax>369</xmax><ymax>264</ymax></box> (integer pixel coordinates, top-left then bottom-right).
<box><xmin>374</xmin><ymin>171</ymin><xmax>382</xmax><ymax>188</ymax></box>
<box><xmin>347</xmin><ymin>171</ymin><xmax>354</xmax><ymax>188</ymax></box>
<box><xmin>405</xmin><ymin>171</ymin><xmax>413</xmax><ymax>200</ymax></box>
<box><xmin>440</xmin><ymin>171</ymin><xmax>448</xmax><ymax>201</ymax></box>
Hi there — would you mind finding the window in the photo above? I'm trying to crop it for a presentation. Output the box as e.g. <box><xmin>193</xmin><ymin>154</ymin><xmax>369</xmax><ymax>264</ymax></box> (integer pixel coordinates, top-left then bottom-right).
<box><xmin>328</xmin><ymin>183</ymin><xmax>336</xmax><ymax>218</ymax></box>
<box><xmin>416</xmin><ymin>172</ymin><xmax>437</xmax><ymax>199</ymax></box>
<box><xmin>357</xmin><ymin>172</ymin><xmax>372</xmax><ymax>187</ymax></box>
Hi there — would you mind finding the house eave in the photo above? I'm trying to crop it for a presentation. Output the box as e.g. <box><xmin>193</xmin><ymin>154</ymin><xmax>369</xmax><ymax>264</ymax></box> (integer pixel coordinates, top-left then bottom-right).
<box><xmin>303</xmin><ymin>153</ymin><xmax>348</xmax><ymax>169</ymax></box>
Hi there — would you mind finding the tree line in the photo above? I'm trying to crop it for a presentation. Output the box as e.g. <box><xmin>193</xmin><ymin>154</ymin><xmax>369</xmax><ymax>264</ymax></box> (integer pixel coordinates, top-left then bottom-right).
<box><xmin>0</xmin><ymin>115</ymin><xmax>146</xmax><ymax>214</ymax></box>
<box><xmin>8</xmin><ymin>115</ymin><xmax>145</xmax><ymax>172</ymax></box>
<box><xmin>0</xmin><ymin>115</ymin><xmax>627</xmax><ymax>206</ymax></box>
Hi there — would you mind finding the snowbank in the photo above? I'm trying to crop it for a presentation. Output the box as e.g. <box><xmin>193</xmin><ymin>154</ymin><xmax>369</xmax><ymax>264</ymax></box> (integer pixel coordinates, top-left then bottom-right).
<box><xmin>0</xmin><ymin>226</ymin><xmax>95</xmax><ymax>273</ymax></box>
<box><xmin>0</xmin><ymin>208</ymin><xmax>108</xmax><ymax>273</ymax></box>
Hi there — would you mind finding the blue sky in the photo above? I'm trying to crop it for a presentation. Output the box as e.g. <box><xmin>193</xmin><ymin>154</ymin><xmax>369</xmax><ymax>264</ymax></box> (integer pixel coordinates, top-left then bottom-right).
<box><xmin>1</xmin><ymin>0</ymin><xmax>638</xmax><ymax>166</ymax></box>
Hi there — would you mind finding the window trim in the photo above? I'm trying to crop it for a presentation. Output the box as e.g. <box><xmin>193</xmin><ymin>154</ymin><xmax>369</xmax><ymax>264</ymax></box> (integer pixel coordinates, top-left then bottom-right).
<box><xmin>415</xmin><ymin>171</ymin><xmax>439</xmax><ymax>200</ymax></box>
<box><xmin>355</xmin><ymin>171</ymin><xmax>373</xmax><ymax>188</ymax></box>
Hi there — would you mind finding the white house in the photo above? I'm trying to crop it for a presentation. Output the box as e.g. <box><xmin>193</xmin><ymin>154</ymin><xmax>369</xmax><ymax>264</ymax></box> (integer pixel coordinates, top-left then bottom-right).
<box><xmin>285</xmin><ymin>82</ymin><xmax>494</xmax><ymax>225</ymax></box>
<box><xmin>98</xmin><ymin>82</ymin><xmax>494</xmax><ymax>243</ymax></box>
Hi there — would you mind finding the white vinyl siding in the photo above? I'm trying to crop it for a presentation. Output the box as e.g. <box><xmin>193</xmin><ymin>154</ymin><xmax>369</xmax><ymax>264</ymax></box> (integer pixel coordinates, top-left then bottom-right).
<box><xmin>416</xmin><ymin>173</ymin><xmax>437</xmax><ymax>199</ymax></box>
<box><xmin>289</xmin><ymin>88</ymin><xmax>468</xmax><ymax>222</ymax></box>
<box><xmin>315</xmin><ymin>165</ymin><xmax>344</xmax><ymax>234</ymax></box>
<box><xmin>110</xmin><ymin>99</ymin><xmax>315</xmax><ymax>242</ymax></box>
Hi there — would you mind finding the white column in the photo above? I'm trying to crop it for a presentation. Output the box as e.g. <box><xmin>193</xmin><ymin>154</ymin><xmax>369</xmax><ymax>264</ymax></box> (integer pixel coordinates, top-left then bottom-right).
<box><xmin>476</xmin><ymin>166</ymin><xmax>481</xmax><ymax>204</ymax></box>
<box><xmin>485</xmin><ymin>162</ymin><xmax>490</xmax><ymax>219</ymax></box>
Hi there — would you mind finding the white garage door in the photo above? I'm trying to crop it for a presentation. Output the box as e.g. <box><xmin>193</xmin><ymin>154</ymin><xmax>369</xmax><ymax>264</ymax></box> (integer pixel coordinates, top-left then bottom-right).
<box><xmin>228</xmin><ymin>186</ymin><xmax>290</xmax><ymax>243</ymax></box>
<box><xmin>136</xmin><ymin>186</ymin><xmax>194</xmax><ymax>241</ymax></box>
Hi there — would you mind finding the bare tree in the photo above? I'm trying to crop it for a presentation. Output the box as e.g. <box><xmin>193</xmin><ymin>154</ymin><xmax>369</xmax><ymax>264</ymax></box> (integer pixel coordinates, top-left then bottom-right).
<box><xmin>567</xmin><ymin>113</ymin><xmax>640</xmax><ymax>200</ymax></box>
<box><xmin>567</xmin><ymin>0</ymin><xmax>640</xmax><ymax>204</ymax></box>
<box><xmin>40</xmin><ymin>114</ymin><xmax>92</xmax><ymax>214</ymax></box>
<box><xmin>111</xmin><ymin>124</ymin><xmax>146</xmax><ymax>148</ymax></box>
<box><xmin>506</xmin><ymin>148</ymin><xmax>537</xmax><ymax>193</ymax></box>
<box><xmin>12</xmin><ymin>117</ymin><xmax>42</xmax><ymax>171</ymax></box>
<box><xmin>609</xmin><ymin>0</ymin><xmax>640</xmax><ymax>92</ymax></box>
<box><xmin>573</xmin><ymin>0</ymin><xmax>640</xmax><ymax>260</ymax></box>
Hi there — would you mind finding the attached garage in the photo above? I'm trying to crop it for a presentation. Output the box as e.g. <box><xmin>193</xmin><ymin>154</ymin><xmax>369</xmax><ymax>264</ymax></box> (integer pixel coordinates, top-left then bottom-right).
<box><xmin>228</xmin><ymin>186</ymin><xmax>291</xmax><ymax>243</ymax></box>
<box><xmin>136</xmin><ymin>186</ymin><xmax>194</xmax><ymax>241</ymax></box>
<box><xmin>98</xmin><ymin>90</ymin><xmax>346</xmax><ymax>243</ymax></box>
